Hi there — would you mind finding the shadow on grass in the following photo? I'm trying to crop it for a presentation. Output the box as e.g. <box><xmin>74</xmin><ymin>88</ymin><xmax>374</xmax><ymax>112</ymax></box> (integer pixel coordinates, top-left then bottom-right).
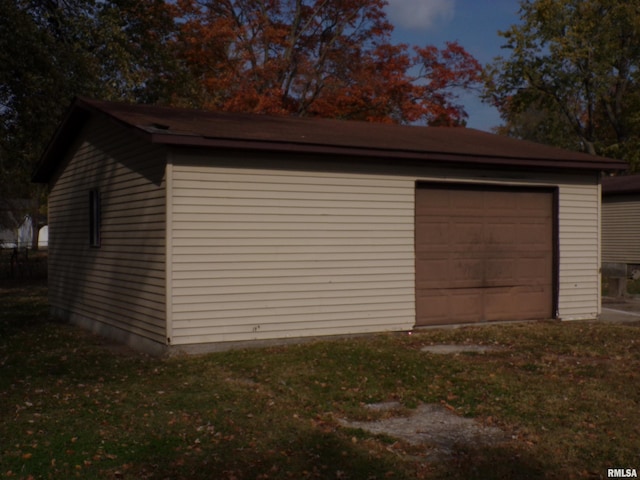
<box><xmin>430</xmin><ymin>444</ymin><xmax>548</xmax><ymax>480</ymax></box>
<box><xmin>92</xmin><ymin>434</ymin><xmax>553</xmax><ymax>480</ymax></box>
<box><xmin>1</xmin><ymin>280</ymin><xmax>47</xmax><ymax>341</ymax></box>
<box><xmin>103</xmin><ymin>429</ymin><xmax>417</xmax><ymax>479</ymax></box>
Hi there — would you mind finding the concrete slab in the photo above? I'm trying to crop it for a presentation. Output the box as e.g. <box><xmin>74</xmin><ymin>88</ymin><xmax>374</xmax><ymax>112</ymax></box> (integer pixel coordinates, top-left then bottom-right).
<box><xmin>600</xmin><ymin>307</ymin><xmax>640</xmax><ymax>323</ymax></box>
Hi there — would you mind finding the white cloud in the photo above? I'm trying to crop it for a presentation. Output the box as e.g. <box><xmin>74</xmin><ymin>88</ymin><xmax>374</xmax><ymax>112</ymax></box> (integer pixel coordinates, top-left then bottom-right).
<box><xmin>385</xmin><ymin>0</ymin><xmax>456</xmax><ymax>31</ymax></box>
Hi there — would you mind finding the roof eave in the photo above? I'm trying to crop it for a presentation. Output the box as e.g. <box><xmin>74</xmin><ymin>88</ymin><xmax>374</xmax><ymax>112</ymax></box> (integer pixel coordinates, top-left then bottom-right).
<box><xmin>33</xmin><ymin>98</ymin><xmax>628</xmax><ymax>183</ymax></box>
<box><xmin>151</xmin><ymin>134</ymin><xmax>628</xmax><ymax>173</ymax></box>
<box><xmin>32</xmin><ymin>97</ymin><xmax>154</xmax><ymax>183</ymax></box>
<box><xmin>32</xmin><ymin>99</ymin><xmax>91</xmax><ymax>183</ymax></box>
<box><xmin>602</xmin><ymin>187</ymin><xmax>640</xmax><ymax>196</ymax></box>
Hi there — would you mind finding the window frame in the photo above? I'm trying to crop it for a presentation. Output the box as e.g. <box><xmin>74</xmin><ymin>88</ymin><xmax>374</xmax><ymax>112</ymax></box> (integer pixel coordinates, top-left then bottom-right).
<box><xmin>89</xmin><ymin>188</ymin><xmax>101</xmax><ymax>248</ymax></box>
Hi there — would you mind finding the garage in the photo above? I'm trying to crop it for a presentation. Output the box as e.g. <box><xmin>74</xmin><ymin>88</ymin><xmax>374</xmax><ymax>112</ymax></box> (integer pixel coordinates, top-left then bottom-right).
<box><xmin>36</xmin><ymin>98</ymin><xmax>627</xmax><ymax>353</ymax></box>
<box><xmin>415</xmin><ymin>183</ymin><xmax>556</xmax><ymax>326</ymax></box>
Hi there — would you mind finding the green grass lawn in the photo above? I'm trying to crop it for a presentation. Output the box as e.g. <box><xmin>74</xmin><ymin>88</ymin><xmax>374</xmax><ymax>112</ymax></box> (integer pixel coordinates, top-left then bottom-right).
<box><xmin>1</xmin><ymin>283</ymin><xmax>639</xmax><ymax>479</ymax></box>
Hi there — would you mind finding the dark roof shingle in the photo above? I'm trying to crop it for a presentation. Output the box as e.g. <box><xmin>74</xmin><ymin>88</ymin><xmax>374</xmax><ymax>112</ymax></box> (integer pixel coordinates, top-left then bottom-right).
<box><xmin>33</xmin><ymin>97</ymin><xmax>628</xmax><ymax>182</ymax></box>
<box><xmin>602</xmin><ymin>175</ymin><xmax>640</xmax><ymax>195</ymax></box>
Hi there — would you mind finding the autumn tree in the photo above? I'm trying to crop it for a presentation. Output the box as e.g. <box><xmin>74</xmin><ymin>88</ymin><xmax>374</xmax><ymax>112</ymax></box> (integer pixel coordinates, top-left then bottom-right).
<box><xmin>484</xmin><ymin>0</ymin><xmax>640</xmax><ymax>168</ymax></box>
<box><xmin>2</xmin><ymin>0</ymin><xmax>483</xmax><ymax>245</ymax></box>
<box><xmin>172</xmin><ymin>0</ymin><xmax>482</xmax><ymax>125</ymax></box>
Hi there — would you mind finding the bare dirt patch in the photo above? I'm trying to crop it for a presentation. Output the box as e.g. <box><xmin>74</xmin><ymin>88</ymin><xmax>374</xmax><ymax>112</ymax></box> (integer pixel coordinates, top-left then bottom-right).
<box><xmin>339</xmin><ymin>402</ymin><xmax>508</xmax><ymax>459</ymax></box>
<box><xmin>420</xmin><ymin>344</ymin><xmax>506</xmax><ymax>354</ymax></box>
<box><xmin>337</xmin><ymin>343</ymin><xmax>510</xmax><ymax>458</ymax></box>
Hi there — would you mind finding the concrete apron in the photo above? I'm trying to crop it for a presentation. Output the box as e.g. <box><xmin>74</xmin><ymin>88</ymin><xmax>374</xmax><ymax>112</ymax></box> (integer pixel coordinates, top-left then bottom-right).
<box><xmin>600</xmin><ymin>307</ymin><xmax>640</xmax><ymax>323</ymax></box>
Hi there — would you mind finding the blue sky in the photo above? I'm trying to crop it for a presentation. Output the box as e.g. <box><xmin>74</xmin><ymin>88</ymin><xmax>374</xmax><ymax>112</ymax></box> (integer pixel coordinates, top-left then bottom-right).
<box><xmin>384</xmin><ymin>0</ymin><xmax>523</xmax><ymax>131</ymax></box>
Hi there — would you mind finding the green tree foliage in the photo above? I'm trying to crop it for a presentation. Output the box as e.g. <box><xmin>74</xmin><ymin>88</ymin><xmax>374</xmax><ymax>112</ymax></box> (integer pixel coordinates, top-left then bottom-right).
<box><xmin>0</xmin><ymin>0</ymin><xmax>182</xmax><ymax>238</ymax></box>
<box><xmin>0</xmin><ymin>0</ymin><xmax>180</xmax><ymax>178</ymax></box>
<box><xmin>484</xmin><ymin>0</ymin><xmax>640</xmax><ymax>169</ymax></box>
<box><xmin>0</xmin><ymin>1</ymin><xmax>97</xmax><ymax>234</ymax></box>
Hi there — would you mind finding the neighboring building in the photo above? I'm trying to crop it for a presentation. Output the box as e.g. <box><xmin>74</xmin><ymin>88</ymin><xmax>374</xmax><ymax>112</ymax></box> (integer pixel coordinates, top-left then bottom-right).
<box><xmin>33</xmin><ymin>98</ymin><xmax>626</xmax><ymax>355</ymax></box>
<box><xmin>0</xmin><ymin>215</ymin><xmax>34</xmax><ymax>249</ymax></box>
<box><xmin>0</xmin><ymin>226</ymin><xmax>14</xmax><ymax>248</ymax></box>
<box><xmin>38</xmin><ymin>225</ymin><xmax>49</xmax><ymax>249</ymax></box>
<box><xmin>0</xmin><ymin>200</ymin><xmax>36</xmax><ymax>248</ymax></box>
<box><xmin>602</xmin><ymin>175</ymin><xmax>640</xmax><ymax>294</ymax></box>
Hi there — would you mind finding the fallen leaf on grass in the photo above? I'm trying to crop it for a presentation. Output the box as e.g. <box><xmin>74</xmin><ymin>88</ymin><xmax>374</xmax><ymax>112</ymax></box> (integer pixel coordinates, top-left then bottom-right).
<box><xmin>440</xmin><ymin>401</ymin><xmax>456</xmax><ymax>412</ymax></box>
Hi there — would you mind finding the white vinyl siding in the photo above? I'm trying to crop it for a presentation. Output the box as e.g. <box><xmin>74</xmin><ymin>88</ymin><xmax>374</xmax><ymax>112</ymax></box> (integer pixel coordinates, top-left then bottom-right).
<box><xmin>168</xmin><ymin>156</ymin><xmax>416</xmax><ymax>345</ymax></box>
<box><xmin>557</xmin><ymin>180</ymin><xmax>601</xmax><ymax>320</ymax></box>
<box><xmin>602</xmin><ymin>194</ymin><xmax>640</xmax><ymax>264</ymax></box>
<box><xmin>48</xmin><ymin>117</ymin><xmax>167</xmax><ymax>344</ymax></box>
<box><xmin>168</xmin><ymin>154</ymin><xmax>601</xmax><ymax>346</ymax></box>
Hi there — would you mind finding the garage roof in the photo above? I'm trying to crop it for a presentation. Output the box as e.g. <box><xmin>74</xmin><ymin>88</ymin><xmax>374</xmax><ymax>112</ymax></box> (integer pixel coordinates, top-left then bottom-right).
<box><xmin>33</xmin><ymin>97</ymin><xmax>627</xmax><ymax>182</ymax></box>
<box><xmin>602</xmin><ymin>175</ymin><xmax>640</xmax><ymax>195</ymax></box>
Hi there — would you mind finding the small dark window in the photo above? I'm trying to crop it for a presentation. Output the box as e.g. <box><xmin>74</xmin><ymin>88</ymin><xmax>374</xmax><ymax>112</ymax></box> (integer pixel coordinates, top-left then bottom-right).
<box><xmin>89</xmin><ymin>189</ymin><xmax>101</xmax><ymax>247</ymax></box>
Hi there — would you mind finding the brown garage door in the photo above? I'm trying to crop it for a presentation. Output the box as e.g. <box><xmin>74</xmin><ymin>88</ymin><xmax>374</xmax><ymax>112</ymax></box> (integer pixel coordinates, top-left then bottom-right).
<box><xmin>415</xmin><ymin>184</ymin><xmax>555</xmax><ymax>326</ymax></box>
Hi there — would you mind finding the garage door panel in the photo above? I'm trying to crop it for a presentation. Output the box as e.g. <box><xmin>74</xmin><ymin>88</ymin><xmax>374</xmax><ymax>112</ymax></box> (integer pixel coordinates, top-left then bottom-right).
<box><xmin>484</xmin><ymin>286</ymin><xmax>551</xmax><ymax>321</ymax></box>
<box><xmin>516</xmin><ymin>260</ymin><xmax>552</xmax><ymax>283</ymax></box>
<box><xmin>415</xmin><ymin>220</ymin><xmax>487</xmax><ymax>247</ymax></box>
<box><xmin>416</xmin><ymin>258</ymin><xmax>452</xmax><ymax>286</ymax></box>
<box><xmin>416</xmin><ymin>294</ymin><xmax>449</xmax><ymax>323</ymax></box>
<box><xmin>484</xmin><ymin>258</ymin><xmax>518</xmax><ymax>281</ymax></box>
<box><xmin>484</xmin><ymin>222</ymin><xmax>517</xmax><ymax>244</ymax></box>
<box><xmin>418</xmin><ymin>285</ymin><xmax>551</xmax><ymax>325</ymax></box>
<box><xmin>415</xmin><ymin>221</ymin><xmax>451</xmax><ymax>247</ymax></box>
<box><xmin>418</xmin><ymin>256</ymin><xmax>547</xmax><ymax>288</ymax></box>
<box><xmin>454</xmin><ymin>222</ymin><xmax>485</xmax><ymax>244</ymax></box>
<box><xmin>519</xmin><ymin>224</ymin><xmax>552</xmax><ymax>244</ymax></box>
<box><xmin>417</xmin><ymin>290</ymin><xmax>484</xmax><ymax>325</ymax></box>
<box><xmin>417</xmin><ymin>223</ymin><xmax>551</xmax><ymax>251</ymax></box>
<box><xmin>518</xmin><ymin>192</ymin><xmax>553</xmax><ymax>212</ymax></box>
<box><xmin>416</xmin><ymin>193</ymin><xmax>482</xmax><ymax>215</ymax></box>
<box><xmin>415</xmin><ymin>185</ymin><xmax>554</xmax><ymax>326</ymax></box>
